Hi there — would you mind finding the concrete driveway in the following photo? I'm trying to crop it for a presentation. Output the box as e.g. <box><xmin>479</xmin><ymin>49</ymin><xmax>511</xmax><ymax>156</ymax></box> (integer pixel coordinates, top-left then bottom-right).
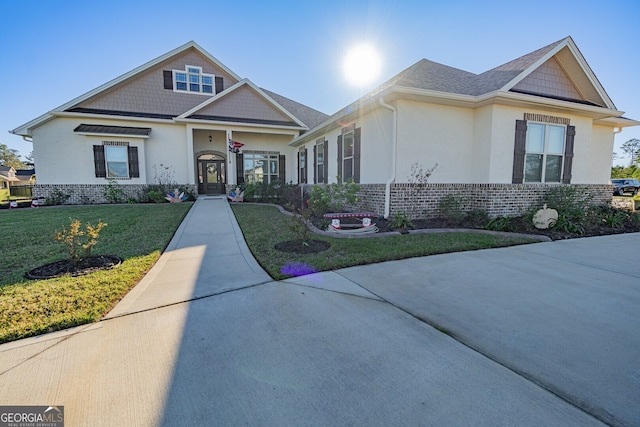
<box><xmin>333</xmin><ymin>233</ymin><xmax>640</xmax><ymax>427</ymax></box>
<box><xmin>0</xmin><ymin>198</ymin><xmax>637</xmax><ymax>426</ymax></box>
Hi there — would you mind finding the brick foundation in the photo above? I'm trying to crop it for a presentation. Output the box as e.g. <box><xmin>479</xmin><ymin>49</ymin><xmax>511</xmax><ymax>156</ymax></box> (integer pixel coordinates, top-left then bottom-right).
<box><xmin>34</xmin><ymin>184</ymin><xmax>197</xmax><ymax>204</ymax></box>
<box><xmin>334</xmin><ymin>183</ymin><xmax>612</xmax><ymax>218</ymax></box>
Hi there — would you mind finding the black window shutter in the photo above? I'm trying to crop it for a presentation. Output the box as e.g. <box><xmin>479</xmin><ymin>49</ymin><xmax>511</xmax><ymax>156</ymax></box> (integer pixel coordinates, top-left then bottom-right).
<box><xmin>93</xmin><ymin>145</ymin><xmax>106</xmax><ymax>178</ymax></box>
<box><xmin>128</xmin><ymin>146</ymin><xmax>140</xmax><ymax>178</ymax></box>
<box><xmin>313</xmin><ymin>145</ymin><xmax>317</xmax><ymax>184</ymax></box>
<box><xmin>215</xmin><ymin>77</ymin><xmax>224</xmax><ymax>94</ymax></box>
<box><xmin>562</xmin><ymin>125</ymin><xmax>576</xmax><ymax>184</ymax></box>
<box><xmin>323</xmin><ymin>142</ymin><xmax>328</xmax><ymax>184</ymax></box>
<box><xmin>163</xmin><ymin>70</ymin><xmax>173</xmax><ymax>90</ymax></box>
<box><xmin>279</xmin><ymin>154</ymin><xmax>286</xmax><ymax>183</ymax></box>
<box><xmin>337</xmin><ymin>135</ymin><xmax>343</xmax><ymax>182</ymax></box>
<box><xmin>303</xmin><ymin>148</ymin><xmax>308</xmax><ymax>184</ymax></box>
<box><xmin>512</xmin><ymin>120</ymin><xmax>527</xmax><ymax>184</ymax></box>
<box><xmin>236</xmin><ymin>153</ymin><xmax>244</xmax><ymax>185</ymax></box>
<box><xmin>353</xmin><ymin>127</ymin><xmax>361</xmax><ymax>183</ymax></box>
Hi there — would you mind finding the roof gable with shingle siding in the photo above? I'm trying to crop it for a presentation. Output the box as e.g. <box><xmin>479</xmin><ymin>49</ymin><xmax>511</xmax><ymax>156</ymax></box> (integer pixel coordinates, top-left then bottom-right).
<box><xmin>70</xmin><ymin>47</ymin><xmax>240</xmax><ymax>117</ymax></box>
<box><xmin>189</xmin><ymin>84</ymin><xmax>293</xmax><ymax>123</ymax></box>
<box><xmin>466</xmin><ymin>38</ymin><xmax>564</xmax><ymax>95</ymax></box>
<box><xmin>512</xmin><ymin>57</ymin><xmax>583</xmax><ymax>101</ymax></box>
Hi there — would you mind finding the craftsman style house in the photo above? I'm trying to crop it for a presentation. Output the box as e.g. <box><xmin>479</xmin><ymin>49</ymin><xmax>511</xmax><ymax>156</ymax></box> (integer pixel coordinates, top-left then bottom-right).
<box><xmin>11</xmin><ymin>37</ymin><xmax>638</xmax><ymax>216</ymax></box>
<box><xmin>11</xmin><ymin>41</ymin><xmax>328</xmax><ymax>204</ymax></box>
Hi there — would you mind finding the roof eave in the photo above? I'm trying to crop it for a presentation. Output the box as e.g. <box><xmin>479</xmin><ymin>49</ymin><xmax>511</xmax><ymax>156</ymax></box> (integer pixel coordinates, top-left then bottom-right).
<box><xmin>480</xmin><ymin>90</ymin><xmax>625</xmax><ymax>120</ymax></box>
<box><xmin>173</xmin><ymin>116</ymin><xmax>307</xmax><ymax>133</ymax></box>
<box><xmin>593</xmin><ymin>116</ymin><xmax>640</xmax><ymax>128</ymax></box>
<box><xmin>51</xmin><ymin>111</ymin><xmax>175</xmax><ymax>124</ymax></box>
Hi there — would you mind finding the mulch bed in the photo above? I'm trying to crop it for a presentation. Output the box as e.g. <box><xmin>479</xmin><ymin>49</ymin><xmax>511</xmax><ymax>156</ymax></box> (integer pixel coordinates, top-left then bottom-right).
<box><xmin>312</xmin><ymin>215</ymin><xmax>640</xmax><ymax>240</ymax></box>
<box><xmin>25</xmin><ymin>255</ymin><xmax>122</xmax><ymax>280</ymax></box>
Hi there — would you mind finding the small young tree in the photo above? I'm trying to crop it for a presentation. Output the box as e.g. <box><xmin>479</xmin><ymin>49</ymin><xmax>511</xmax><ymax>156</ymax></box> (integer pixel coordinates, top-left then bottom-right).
<box><xmin>406</xmin><ymin>162</ymin><xmax>438</xmax><ymax>218</ymax></box>
<box><xmin>55</xmin><ymin>218</ymin><xmax>107</xmax><ymax>265</ymax></box>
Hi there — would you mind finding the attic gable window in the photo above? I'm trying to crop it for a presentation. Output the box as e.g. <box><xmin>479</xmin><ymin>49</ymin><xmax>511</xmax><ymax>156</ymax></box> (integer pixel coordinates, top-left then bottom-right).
<box><xmin>173</xmin><ymin>65</ymin><xmax>214</xmax><ymax>95</ymax></box>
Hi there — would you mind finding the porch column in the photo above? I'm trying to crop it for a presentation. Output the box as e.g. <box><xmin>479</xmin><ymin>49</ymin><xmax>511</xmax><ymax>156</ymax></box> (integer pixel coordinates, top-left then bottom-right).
<box><xmin>227</xmin><ymin>129</ymin><xmax>236</xmax><ymax>186</ymax></box>
<box><xmin>186</xmin><ymin>125</ymin><xmax>195</xmax><ymax>185</ymax></box>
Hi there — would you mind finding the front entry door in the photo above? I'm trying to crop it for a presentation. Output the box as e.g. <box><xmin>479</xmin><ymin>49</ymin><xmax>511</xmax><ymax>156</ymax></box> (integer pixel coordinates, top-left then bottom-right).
<box><xmin>198</xmin><ymin>159</ymin><xmax>226</xmax><ymax>194</ymax></box>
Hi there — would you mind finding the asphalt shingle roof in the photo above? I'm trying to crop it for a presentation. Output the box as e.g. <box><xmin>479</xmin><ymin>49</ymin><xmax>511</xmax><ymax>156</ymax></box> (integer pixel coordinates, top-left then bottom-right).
<box><xmin>261</xmin><ymin>89</ymin><xmax>330</xmax><ymax>129</ymax></box>
<box><xmin>372</xmin><ymin>38</ymin><xmax>565</xmax><ymax>97</ymax></box>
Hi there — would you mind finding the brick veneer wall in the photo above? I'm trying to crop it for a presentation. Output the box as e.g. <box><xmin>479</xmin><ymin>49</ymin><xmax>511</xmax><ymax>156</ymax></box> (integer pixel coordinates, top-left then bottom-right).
<box><xmin>33</xmin><ymin>184</ymin><xmax>197</xmax><ymax>204</ymax></box>
<box><xmin>348</xmin><ymin>183</ymin><xmax>613</xmax><ymax>218</ymax></box>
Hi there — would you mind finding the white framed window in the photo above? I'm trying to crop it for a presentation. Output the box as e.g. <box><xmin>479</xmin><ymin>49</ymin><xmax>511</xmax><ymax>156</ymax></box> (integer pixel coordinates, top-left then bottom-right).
<box><xmin>105</xmin><ymin>144</ymin><xmax>129</xmax><ymax>178</ymax></box>
<box><xmin>342</xmin><ymin>126</ymin><xmax>355</xmax><ymax>181</ymax></box>
<box><xmin>243</xmin><ymin>151</ymin><xmax>280</xmax><ymax>184</ymax></box>
<box><xmin>525</xmin><ymin>123</ymin><xmax>565</xmax><ymax>183</ymax></box>
<box><xmin>173</xmin><ymin>65</ymin><xmax>214</xmax><ymax>95</ymax></box>
<box><xmin>316</xmin><ymin>139</ymin><xmax>324</xmax><ymax>183</ymax></box>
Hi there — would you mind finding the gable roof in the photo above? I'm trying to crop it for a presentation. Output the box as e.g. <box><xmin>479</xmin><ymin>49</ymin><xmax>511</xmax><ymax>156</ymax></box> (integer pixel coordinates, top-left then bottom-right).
<box><xmin>292</xmin><ymin>36</ymin><xmax>633</xmax><ymax>145</ymax></box>
<box><xmin>177</xmin><ymin>79</ymin><xmax>309</xmax><ymax>128</ymax></box>
<box><xmin>0</xmin><ymin>165</ymin><xmax>20</xmax><ymax>182</ymax></box>
<box><xmin>377</xmin><ymin>36</ymin><xmax>614</xmax><ymax>108</ymax></box>
<box><xmin>11</xmin><ymin>41</ymin><xmax>326</xmax><ymax>135</ymax></box>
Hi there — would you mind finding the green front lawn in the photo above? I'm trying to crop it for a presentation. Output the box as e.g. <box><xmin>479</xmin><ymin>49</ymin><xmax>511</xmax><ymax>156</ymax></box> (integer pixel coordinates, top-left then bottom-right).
<box><xmin>0</xmin><ymin>203</ymin><xmax>191</xmax><ymax>343</ymax></box>
<box><xmin>231</xmin><ymin>204</ymin><xmax>539</xmax><ymax>280</ymax></box>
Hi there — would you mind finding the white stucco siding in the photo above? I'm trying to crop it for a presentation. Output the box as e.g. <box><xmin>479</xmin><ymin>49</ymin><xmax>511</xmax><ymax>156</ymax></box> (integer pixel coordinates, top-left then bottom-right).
<box><xmin>486</xmin><ymin>105</ymin><xmax>526</xmax><ymax>183</ymax></box>
<box><xmin>584</xmin><ymin>124</ymin><xmax>614</xmax><ymax>184</ymax></box>
<box><xmin>395</xmin><ymin>100</ymin><xmax>474</xmax><ymax>183</ymax></box>
<box><xmin>144</xmin><ymin>122</ymin><xmax>190</xmax><ymax>184</ymax></box>
<box><xmin>293</xmin><ymin>108</ymin><xmax>393</xmax><ymax>185</ymax></box>
<box><xmin>32</xmin><ymin>118</ymin><xmax>149</xmax><ymax>185</ymax></box>
<box><xmin>471</xmin><ymin>106</ymin><xmax>494</xmax><ymax>182</ymax></box>
<box><xmin>355</xmin><ymin>108</ymin><xmax>394</xmax><ymax>183</ymax></box>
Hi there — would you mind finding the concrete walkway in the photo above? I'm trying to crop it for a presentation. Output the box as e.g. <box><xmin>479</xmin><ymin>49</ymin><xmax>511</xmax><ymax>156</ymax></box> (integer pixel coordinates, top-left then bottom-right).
<box><xmin>0</xmin><ymin>198</ymin><xmax>637</xmax><ymax>426</ymax></box>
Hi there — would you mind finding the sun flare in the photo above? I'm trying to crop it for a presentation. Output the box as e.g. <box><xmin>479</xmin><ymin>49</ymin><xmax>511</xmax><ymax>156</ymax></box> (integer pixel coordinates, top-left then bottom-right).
<box><xmin>343</xmin><ymin>44</ymin><xmax>381</xmax><ymax>87</ymax></box>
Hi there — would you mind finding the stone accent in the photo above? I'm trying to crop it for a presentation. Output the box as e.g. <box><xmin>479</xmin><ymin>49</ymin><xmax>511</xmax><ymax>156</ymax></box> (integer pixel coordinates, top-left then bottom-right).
<box><xmin>345</xmin><ymin>183</ymin><xmax>613</xmax><ymax>219</ymax></box>
<box><xmin>34</xmin><ymin>183</ymin><xmax>197</xmax><ymax>204</ymax></box>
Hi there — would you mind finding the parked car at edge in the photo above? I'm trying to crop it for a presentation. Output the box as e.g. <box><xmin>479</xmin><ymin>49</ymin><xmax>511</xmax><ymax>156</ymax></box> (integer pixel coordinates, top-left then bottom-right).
<box><xmin>611</xmin><ymin>178</ymin><xmax>640</xmax><ymax>196</ymax></box>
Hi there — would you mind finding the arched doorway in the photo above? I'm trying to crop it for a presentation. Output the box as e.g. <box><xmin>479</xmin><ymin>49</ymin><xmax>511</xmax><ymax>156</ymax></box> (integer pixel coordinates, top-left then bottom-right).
<box><xmin>197</xmin><ymin>153</ymin><xmax>226</xmax><ymax>194</ymax></box>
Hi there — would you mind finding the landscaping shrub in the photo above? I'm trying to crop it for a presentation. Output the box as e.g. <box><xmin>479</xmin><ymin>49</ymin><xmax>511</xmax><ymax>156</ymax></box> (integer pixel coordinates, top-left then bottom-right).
<box><xmin>104</xmin><ymin>179</ymin><xmax>125</xmax><ymax>204</ymax></box>
<box><xmin>308</xmin><ymin>179</ymin><xmax>360</xmax><ymax>216</ymax></box>
<box><xmin>389</xmin><ymin>211</ymin><xmax>414</xmax><ymax>230</ymax></box>
<box><xmin>241</xmin><ymin>180</ymin><xmax>296</xmax><ymax>203</ymax></box>
<box><xmin>437</xmin><ymin>194</ymin><xmax>468</xmax><ymax>225</ymax></box>
<box><xmin>542</xmin><ymin>185</ymin><xmax>593</xmax><ymax>221</ymax></box>
<box><xmin>45</xmin><ymin>188</ymin><xmax>70</xmax><ymax>205</ymax></box>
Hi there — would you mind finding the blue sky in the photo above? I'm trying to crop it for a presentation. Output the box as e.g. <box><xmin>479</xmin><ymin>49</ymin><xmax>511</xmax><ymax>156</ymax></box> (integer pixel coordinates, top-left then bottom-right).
<box><xmin>2</xmin><ymin>0</ymin><xmax>639</xmax><ymax>165</ymax></box>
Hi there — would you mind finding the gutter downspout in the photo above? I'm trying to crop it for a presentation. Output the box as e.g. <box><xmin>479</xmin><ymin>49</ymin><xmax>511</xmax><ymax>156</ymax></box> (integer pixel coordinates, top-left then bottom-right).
<box><xmin>379</xmin><ymin>97</ymin><xmax>397</xmax><ymax>218</ymax></box>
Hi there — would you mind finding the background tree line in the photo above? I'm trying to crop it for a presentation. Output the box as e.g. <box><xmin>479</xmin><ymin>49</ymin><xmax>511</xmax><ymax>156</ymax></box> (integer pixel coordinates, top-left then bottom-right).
<box><xmin>612</xmin><ymin>138</ymin><xmax>640</xmax><ymax>179</ymax></box>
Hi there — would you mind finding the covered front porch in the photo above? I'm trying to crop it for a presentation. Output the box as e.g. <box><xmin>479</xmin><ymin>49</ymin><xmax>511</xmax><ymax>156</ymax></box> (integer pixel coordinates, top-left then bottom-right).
<box><xmin>186</xmin><ymin>126</ymin><xmax>297</xmax><ymax>195</ymax></box>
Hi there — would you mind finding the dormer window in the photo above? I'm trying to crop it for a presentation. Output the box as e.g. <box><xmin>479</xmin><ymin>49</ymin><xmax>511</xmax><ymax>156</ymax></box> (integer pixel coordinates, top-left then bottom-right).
<box><xmin>173</xmin><ymin>65</ymin><xmax>214</xmax><ymax>94</ymax></box>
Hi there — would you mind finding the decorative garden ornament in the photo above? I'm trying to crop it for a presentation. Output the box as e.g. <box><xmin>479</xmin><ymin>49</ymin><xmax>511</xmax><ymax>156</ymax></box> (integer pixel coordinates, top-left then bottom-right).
<box><xmin>533</xmin><ymin>204</ymin><xmax>558</xmax><ymax>229</ymax></box>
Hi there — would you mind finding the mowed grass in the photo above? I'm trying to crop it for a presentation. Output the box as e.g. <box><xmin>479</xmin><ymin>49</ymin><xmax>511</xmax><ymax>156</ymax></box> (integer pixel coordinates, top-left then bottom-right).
<box><xmin>0</xmin><ymin>203</ymin><xmax>191</xmax><ymax>343</ymax></box>
<box><xmin>231</xmin><ymin>204</ymin><xmax>539</xmax><ymax>280</ymax></box>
